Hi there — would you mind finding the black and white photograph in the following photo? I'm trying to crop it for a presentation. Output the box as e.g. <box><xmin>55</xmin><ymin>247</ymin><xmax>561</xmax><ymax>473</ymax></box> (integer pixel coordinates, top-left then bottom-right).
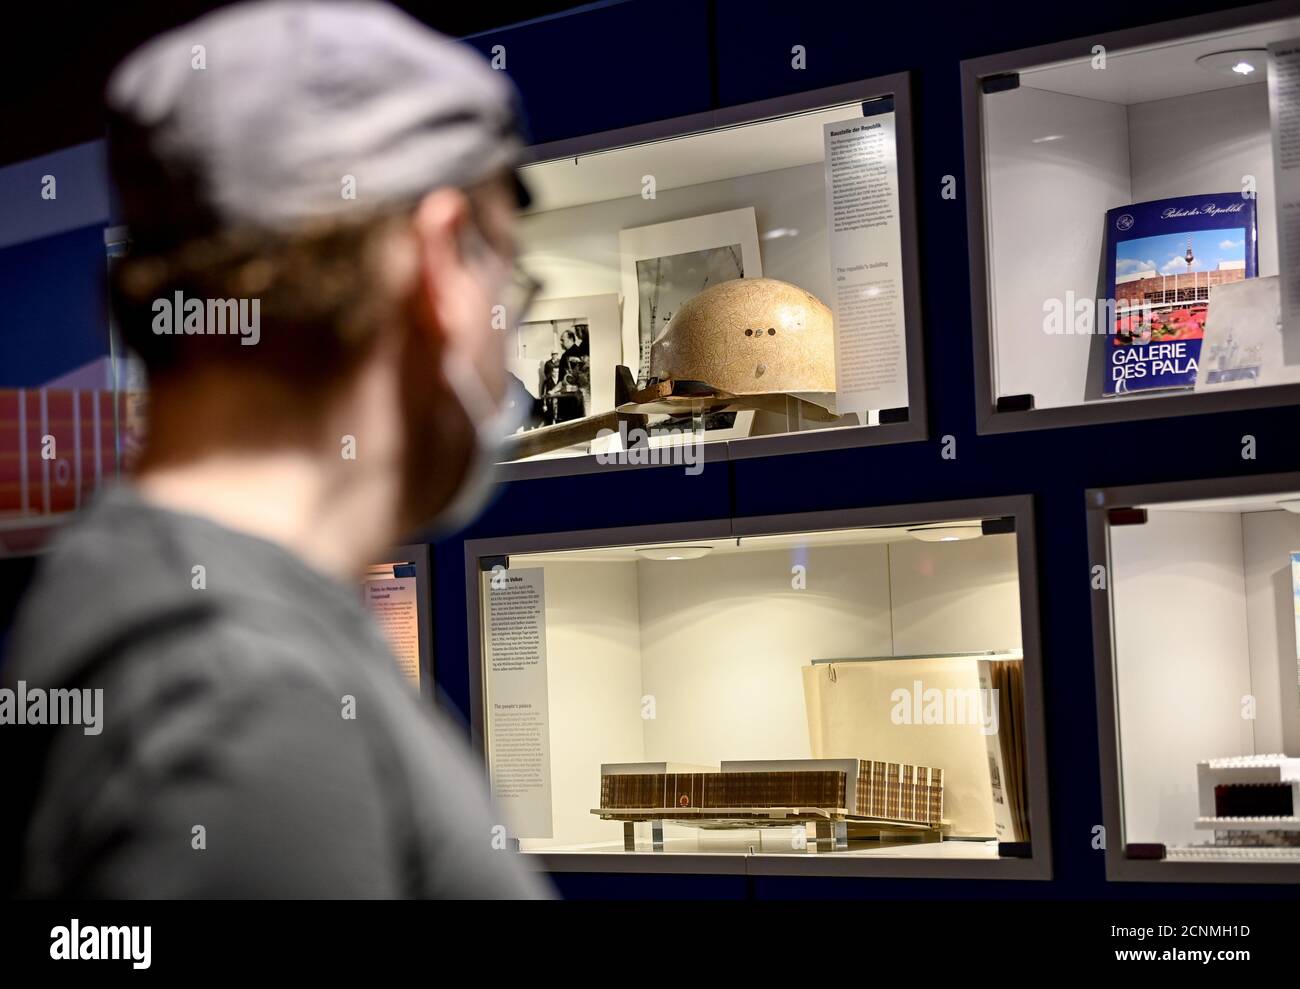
<box><xmin>501</xmin><ymin>293</ymin><xmax>622</xmax><ymax>453</ymax></box>
<box><xmin>507</xmin><ymin>316</ymin><xmax>591</xmax><ymax>430</ymax></box>
<box><xmin>635</xmin><ymin>244</ymin><xmax>744</xmax><ymax>386</ymax></box>
<box><xmin>618</xmin><ymin>207</ymin><xmax>763</xmax><ymax>385</ymax></box>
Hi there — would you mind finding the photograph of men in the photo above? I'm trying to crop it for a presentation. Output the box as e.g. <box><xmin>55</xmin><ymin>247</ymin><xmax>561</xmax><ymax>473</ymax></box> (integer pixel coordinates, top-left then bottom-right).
<box><xmin>511</xmin><ymin>318</ymin><xmax>591</xmax><ymax>427</ymax></box>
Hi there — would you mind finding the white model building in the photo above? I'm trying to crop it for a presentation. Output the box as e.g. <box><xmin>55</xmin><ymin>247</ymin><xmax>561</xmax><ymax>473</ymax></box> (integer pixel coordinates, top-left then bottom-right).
<box><xmin>1192</xmin><ymin>754</ymin><xmax>1300</xmax><ymax>848</ymax></box>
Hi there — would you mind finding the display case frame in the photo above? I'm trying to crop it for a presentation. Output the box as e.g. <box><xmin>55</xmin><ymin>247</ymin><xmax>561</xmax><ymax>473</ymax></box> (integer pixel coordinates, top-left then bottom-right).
<box><xmin>463</xmin><ymin>494</ymin><xmax>1052</xmax><ymax>879</ymax></box>
<box><xmin>962</xmin><ymin>0</ymin><xmax>1300</xmax><ymax>435</ymax></box>
<box><xmin>1087</xmin><ymin>469</ymin><xmax>1300</xmax><ymax>884</ymax></box>
<box><xmin>497</xmin><ymin>71</ymin><xmax>928</xmax><ymax>483</ymax></box>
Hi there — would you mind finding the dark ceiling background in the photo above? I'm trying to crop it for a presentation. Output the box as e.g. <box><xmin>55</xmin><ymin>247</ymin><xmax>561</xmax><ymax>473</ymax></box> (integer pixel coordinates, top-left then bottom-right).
<box><xmin>0</xmin><ymin>0</ymin><xmax>595</xmax><ymax>168</ymax></box>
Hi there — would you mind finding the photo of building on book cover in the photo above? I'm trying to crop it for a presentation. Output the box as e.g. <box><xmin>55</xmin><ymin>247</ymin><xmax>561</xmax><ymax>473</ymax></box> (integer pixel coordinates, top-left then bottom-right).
<box><xmin>1103</xmin><ymin>193</ymin><xmax>1257</xmax><ymax>396</ymax></box>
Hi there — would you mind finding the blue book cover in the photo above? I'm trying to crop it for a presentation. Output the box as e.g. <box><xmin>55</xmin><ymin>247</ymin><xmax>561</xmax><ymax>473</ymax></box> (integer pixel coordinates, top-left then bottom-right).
<box><xmin>1102</xmin><ymin>193</ymin><xmax>1257</xmax><ymax>396</ymax></box>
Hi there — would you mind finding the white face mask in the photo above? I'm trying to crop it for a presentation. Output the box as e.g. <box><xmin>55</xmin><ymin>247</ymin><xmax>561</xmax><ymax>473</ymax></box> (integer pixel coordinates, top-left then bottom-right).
<box><xmin>425</xmin><ymin>215</ymin><xmax>529</xmax><ymax>533</ymax></box>
<box><xmin>431</xmin><ymin>349</ymin><xmax>524</xmax><ymax>534</ymax></box>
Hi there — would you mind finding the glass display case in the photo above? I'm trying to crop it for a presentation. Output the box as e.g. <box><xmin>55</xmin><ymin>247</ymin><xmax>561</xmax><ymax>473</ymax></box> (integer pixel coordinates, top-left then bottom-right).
<box><xmin>1089</xmin><ymin>471</ymin><xmax>1300</xmax><ymax>882</ymax></box>
<box><xmin>964</xmin><ymin>2</ymin><xmax>1300</xmax><ymax>431</ymax></box>
<box><xmin>499</xmin><ymin>73</ymin><xmax>925</xmax><ymax>478</ymax></box>
<box><xmin>465</xmin><ymin>497</ymin><xmax>1050</xmax><ymax>878</ymax></box>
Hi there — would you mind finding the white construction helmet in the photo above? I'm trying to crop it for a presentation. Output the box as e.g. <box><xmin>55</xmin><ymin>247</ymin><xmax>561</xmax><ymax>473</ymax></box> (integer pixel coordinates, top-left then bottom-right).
<box><xmin>647</xmin><ymin>277</ymin><xmax>835</xmax><ymax>396</ymax></box>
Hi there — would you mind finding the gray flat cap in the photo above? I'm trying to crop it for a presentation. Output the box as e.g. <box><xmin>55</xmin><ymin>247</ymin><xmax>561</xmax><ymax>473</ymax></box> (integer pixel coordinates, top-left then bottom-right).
<box><xmin>107</xmin><ymin>0</ymin><xmax>527</xmax><ymax>252</ymax></box>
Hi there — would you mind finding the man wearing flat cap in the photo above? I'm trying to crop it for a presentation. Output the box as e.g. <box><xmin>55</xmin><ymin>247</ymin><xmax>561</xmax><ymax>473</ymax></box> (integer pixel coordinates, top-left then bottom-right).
<box><xmin>4</xmin><ymin>0</ymin><xmax>549</xmax><ymax>898</ymax></box>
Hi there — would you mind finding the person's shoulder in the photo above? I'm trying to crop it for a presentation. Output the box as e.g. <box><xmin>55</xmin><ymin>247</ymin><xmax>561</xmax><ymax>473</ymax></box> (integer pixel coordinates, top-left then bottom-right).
<box><xmin>102</xmin><ymin>609</ymin><xmax>377</xmax><ymax>727</ymax></box>
<box><xmin>37</xmin><ymin>611</ymin><xmax>400</xmax><ymax>828</ymax></box>
<box><xmin>20</xmin><ymin>622</ymin><xmax>406</xmax><ymax>898</ymax></box>
<box><xmin>6</xmin><ymin>495</ymin><xmax>205</xmax><ymax>686</ymax></box>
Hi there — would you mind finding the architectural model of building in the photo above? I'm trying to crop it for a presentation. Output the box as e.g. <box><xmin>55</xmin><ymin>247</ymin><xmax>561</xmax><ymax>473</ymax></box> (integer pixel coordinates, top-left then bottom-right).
<box><xmin>1191</xmin><ymin>754</ymin><xmax>1300</xmax><ymax>849</ymax></box>
<box><xmin>594</xmin><ymin>758</ymin><xmax>944</xmax><ymax>833</ymax></box>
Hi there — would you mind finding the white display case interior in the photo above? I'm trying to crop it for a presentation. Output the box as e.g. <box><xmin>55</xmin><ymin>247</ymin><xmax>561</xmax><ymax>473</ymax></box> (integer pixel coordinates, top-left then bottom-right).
<box><xmin>499</xmin><ymin>75</ymin><xmax>925</xmax><ymax>478</ymax></box>
<box><xmin>466</xmin><ymin>499</ymin><xmax>1051</xmax><ymax>878</ymax></box>
<box><xmin>1091</xmin><ymin>474</ymin><xmax>1300</xmax><ymax>881</ymax></box>
<box><xmin>966</xmin><ymin>3</ymin><xmax>1300</xmax><ymax>430</ymax></box>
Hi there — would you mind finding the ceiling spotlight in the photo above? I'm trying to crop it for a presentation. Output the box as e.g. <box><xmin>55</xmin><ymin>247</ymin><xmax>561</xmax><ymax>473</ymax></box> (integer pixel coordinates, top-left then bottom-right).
<box><xmin>907</xmin><ymin>524</ymin><xmax>984</xmax><ymax>543</ymax></box>
<box><xmin>1195</xmin><ymin>49</ymin><xmax>1267</xmax><ymax>79</ymax></box>
<box><xmin>635</xmin><ymin>545</ymin><xmax>713</xmax><ymax>561</ymax></box>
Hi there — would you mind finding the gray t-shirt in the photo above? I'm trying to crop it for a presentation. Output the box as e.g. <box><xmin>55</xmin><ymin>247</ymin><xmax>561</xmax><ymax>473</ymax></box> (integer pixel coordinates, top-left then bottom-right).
<box><xmin>3</xmin><ymin>486</ymin><xmax>548</xmax><ymax>899</ymax></box>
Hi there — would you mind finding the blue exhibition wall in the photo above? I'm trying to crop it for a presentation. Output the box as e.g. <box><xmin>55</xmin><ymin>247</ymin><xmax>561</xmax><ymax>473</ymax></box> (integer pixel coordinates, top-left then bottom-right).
<box><xmin>0</xmin><ymin>140</ymin><xmax>116</xmax><ymax>387</ymax></box>
<box><xmin>443</xmin><ymin>0</ymin><xmax>1300</xmax><ymax>899</ymax></box>
<box><xmin>463</xmin><ymin>0</ymin><xmax>714</xmax><ymax>145</ymax></box>
<box><xmin>0</xmin><ymin>224</ymin><xmax>111</xmax><ymax>388</ymax></box>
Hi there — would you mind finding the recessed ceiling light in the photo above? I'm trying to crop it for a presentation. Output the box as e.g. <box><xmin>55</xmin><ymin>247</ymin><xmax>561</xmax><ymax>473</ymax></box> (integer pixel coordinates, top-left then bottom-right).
<box><xmin>907</xmin><ymin>524</ymin><xmax>983</xmax><ymax>543</ymax></box>
<box><xmin>1195</xmin><ymin>49</ymin><xmax>1267</xmax><ymax>78</ymax></box>
<box><xmin>634</xmin><ymin>545</ymin><xmax>714</xmax><ymax>561</ymax></box>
